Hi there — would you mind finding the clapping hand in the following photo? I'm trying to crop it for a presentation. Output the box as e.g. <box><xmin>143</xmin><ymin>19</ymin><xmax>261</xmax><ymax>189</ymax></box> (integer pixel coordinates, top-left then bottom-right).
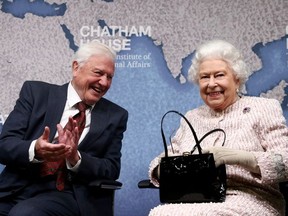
<box><xmin>35</xmin><ymin>126</ymin><xmax>71</xmax><ymax>162</ymax></box>
<box><xmin>57</xmin><ymin>116</ymin><xmax>81</xmax><ymax>166</ymax></box>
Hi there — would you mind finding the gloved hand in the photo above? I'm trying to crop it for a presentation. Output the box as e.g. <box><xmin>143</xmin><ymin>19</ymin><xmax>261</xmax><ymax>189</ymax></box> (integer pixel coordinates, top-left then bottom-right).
<box><xmin>202</xmin><ymin>147</ymin><xmax>260</xmax><ymax>174</ymax></box>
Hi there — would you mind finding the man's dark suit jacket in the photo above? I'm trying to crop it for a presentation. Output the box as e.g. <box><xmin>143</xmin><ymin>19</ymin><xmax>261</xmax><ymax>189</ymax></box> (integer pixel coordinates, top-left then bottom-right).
<box><xmin>0</xmin><ymin>81</ymin><xmax>128</xmax><ymax>216</ymax></box>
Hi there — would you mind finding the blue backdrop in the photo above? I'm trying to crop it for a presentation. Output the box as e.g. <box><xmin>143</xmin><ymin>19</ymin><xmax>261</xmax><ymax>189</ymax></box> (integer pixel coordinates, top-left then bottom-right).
<box><xmin>0</xmin><ymin>1</ymin><xmax>287</xmax><ymax>216</ymax></box>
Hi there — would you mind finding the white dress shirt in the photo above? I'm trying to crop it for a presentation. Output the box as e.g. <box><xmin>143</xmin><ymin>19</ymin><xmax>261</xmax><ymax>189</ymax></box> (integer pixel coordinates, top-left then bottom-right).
<box><xmin>29</xmin><ymin>82</ymin><xmax>93</xmax><ymax>172</ymax></box>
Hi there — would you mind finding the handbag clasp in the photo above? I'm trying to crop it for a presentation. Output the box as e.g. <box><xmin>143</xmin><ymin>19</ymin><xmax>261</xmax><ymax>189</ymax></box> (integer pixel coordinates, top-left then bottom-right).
<box><xmin>182</xmin><ymin>152</ymin><xmax>190</xmax><ymax>156</ymax></box>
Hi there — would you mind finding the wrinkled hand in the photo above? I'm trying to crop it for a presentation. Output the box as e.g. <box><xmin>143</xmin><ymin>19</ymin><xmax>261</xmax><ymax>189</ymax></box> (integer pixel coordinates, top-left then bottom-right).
<box><xmin>35</xmin><ymin>126</ymin><xmax>71</xmax><ymax>162</ymax></box>
<box><xmin>203</xmin><ymin>147</ymin><xmax>260</xmax><ymax>174</ymax></box>
<box><xmin>58</xmin><ymin>116</ymin><xmax>80</xmax><ymax>166</ymax></box>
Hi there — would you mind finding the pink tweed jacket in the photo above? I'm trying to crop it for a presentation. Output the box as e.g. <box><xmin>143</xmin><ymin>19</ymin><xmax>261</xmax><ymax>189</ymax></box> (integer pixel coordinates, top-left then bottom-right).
<box><xmin>149</xmin><ymin>96</ymin><xmax>288</xmax><ymax>216</ymax></box>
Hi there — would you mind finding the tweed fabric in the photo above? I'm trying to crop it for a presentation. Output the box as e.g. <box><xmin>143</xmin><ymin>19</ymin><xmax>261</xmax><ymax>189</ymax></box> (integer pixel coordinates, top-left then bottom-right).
<box><xmin>149</xmin><ymin>96</ymin><xmax>288</xmax><ymax>216</ymax></box>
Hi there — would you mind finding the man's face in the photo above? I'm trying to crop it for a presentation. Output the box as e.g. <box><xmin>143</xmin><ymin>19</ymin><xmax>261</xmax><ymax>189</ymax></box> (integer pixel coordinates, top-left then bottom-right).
<box><xmin>72</xmin><ymin>54</ymin><xmax>115</xmax><ymax>105</ymax></box>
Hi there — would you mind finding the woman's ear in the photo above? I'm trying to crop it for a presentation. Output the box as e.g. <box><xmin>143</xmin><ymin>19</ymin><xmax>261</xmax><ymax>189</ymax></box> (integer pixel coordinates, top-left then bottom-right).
<box><xmin>235</xmin><ymin>77</ymin><xmax>240</xmax><ymax>90</ymax></box>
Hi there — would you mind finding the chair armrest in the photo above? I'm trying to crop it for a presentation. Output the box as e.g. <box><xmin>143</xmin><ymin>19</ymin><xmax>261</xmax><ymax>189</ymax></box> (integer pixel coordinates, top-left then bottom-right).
<box><xmin>280</xmin><ymin>181</ymin><xmax>288</xmax><ymax>197</ymax></box>
<box><xmin>89</xmin><ymin>179</ymin><xmax>122</xmax><ymax>190</ymax></box>
<box><xmin>138</xmin><ymin>179</ymin><xmax>158</xmax><ymax>189</ymax></box>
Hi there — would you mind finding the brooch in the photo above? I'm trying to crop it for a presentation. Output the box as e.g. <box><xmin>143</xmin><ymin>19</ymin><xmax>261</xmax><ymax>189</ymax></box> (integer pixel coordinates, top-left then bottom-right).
<box><xmin>243</xmin><ymin>107</ymin><xmax>250</xmax><ymax>114</ymax></box>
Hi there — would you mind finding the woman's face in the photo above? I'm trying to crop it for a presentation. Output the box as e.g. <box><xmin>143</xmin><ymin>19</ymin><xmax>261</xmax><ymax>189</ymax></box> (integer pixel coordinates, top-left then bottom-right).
<box><xmin>198</xmin><ymin>59</ymin><xmax>240</xmax><ymax>111</ymax></box>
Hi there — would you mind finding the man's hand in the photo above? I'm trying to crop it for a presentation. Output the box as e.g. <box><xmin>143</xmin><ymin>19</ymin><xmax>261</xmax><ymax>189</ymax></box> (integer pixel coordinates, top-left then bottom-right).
<box><xmin>58</xmin><ymin>116</ymin><xmax>80</xmax><ymax>166</ymax></box>
<box><xmin>35</xmin><ymin>126</ymin><xmax>71</xmax><ymax>161</ymax></box>
<box><xmin>203</xmin><ymin>147</ymin><xmax>260</xmax><ymax>174</ymax></box>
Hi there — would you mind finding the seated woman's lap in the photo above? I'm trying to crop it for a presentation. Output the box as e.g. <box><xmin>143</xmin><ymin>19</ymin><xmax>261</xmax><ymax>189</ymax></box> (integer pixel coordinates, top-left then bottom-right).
<box><xmin>148</xmin><ymin>191</ymin><xmax>282</xmax><ymax>216</ymax></box>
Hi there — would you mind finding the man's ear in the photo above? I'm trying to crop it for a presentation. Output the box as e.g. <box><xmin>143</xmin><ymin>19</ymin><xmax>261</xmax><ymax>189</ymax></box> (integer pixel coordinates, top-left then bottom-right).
<box><xmin>73</xmin><ymin>61</ymin><xmax>79</xmax><ymax>70</ymax></box>
<box><xmin>72</xmin><ymin>61</ymin><xmax>79</xmax><ymax>75</ymax></box>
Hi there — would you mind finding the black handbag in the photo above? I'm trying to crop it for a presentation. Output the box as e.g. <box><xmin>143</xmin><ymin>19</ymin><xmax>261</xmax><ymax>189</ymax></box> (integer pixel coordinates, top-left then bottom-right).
<box><xmin>159</xmin><ymin>110</ymin><xmax>227</xmax><ymax>203</ymax></box>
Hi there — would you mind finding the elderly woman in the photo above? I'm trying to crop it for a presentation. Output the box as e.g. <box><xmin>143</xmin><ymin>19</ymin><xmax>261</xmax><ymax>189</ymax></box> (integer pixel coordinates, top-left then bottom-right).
<box><xmin>148</xmin><ymin>40</ymin><xmax>288</xmax><ymax>215</ymax></box>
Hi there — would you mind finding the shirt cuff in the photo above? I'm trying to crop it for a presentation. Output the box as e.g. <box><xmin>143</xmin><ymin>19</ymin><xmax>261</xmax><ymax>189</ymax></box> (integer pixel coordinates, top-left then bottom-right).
<box><xmin>29</xmin><ymin>140</ymin><xmax>43</xmax><ymax>163</ymax></box>
<box><xmin>66</xmin><ymin>151</ymin><xmax>82</xmax><ymax>172</ymax></box>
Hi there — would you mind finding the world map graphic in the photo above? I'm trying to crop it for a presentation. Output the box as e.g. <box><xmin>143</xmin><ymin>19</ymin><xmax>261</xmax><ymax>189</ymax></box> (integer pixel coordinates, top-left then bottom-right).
<box><xmin>0</xmin><ymin>0</ymin><xmax>288</xmax><ymax>215</ymax></box>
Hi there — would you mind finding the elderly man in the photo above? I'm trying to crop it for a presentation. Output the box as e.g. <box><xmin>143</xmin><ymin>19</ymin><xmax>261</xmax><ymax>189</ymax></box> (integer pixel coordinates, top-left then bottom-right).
<box><xmin>0</xmin><ymin>41</ymin><xmax>128</xmax><ymax>216</ymax></box>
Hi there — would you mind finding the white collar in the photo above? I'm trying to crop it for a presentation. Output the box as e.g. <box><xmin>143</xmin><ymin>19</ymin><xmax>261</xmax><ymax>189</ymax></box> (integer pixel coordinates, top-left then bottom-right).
<box><xmin>67</xmin><ymin>82</ymin><xmax>95</xmax><ymax>110</ymax></box>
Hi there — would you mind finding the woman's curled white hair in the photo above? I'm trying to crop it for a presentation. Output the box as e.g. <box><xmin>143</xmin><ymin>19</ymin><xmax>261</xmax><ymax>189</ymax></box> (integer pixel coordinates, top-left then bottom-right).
<box><xmin>188</xmin><ymin>39</ymin><xmax>250</xmax><ymax>94</ymax></box>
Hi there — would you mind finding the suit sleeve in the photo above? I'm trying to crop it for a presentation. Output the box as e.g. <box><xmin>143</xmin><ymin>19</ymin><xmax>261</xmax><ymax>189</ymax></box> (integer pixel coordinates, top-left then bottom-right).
<box><xmin>74</xmin><ymin>107</ymin><xmax>128</xmax><ymax>184</ymax></box>
<box><xmin>0</xmin><ymin>81</ymin><xmax>35</xmax><ymax>166</ymax></box>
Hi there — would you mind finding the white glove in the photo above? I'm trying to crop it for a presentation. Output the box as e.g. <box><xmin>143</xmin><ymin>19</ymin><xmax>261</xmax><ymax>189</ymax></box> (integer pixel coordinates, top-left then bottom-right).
<box><xmin>203</xmin><ymin>147</ymin><xmax>260</xmax><ymax>174</ymax></box>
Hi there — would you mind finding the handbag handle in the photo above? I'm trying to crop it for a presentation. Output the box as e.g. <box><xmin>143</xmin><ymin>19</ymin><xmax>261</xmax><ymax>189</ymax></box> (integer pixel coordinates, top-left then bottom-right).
<box><xmin>161</xmin><ymin>110</ymin><xmax>226</xmax><ymax>157</ymax></box>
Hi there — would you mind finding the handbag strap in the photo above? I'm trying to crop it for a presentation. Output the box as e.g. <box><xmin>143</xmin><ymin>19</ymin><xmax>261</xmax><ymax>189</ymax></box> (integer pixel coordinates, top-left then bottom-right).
<box><xmin>161</xmin><ymin>110</ymin><xmax>226</xmax><ymax>157</ymax></box>
<box><xmin>191</xmin><ymin>128</ymin><xmax>226</xmax><ymax>154</ymax></box>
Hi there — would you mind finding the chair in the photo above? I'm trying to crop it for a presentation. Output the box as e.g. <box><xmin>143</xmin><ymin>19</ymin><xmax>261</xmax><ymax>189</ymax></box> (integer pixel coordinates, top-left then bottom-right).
<box><xmin>90</xmin><ymin>179</ymin><xmax>122</xmax><ymax>216</ymax></box>
<box><xmin>138</xmin><ymin>179</ymin><xmax>156</xmax><ymax>189</ymax></box>
<box><xmin>91</xmin><ymin>179</ymin><xmax>122</xmax><ymax>190</ymax></box>
<box><xmin>279</xmin><ymin>182</ymin><xmax>288</xmax><ymax>216</ymax></box>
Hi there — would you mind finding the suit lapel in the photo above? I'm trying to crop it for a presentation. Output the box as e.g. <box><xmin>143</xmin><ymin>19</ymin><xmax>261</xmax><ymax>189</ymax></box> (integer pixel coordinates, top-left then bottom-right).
<box><xmin>80</xmin><ymin>98</ymin><xmax>109</xmax><ymax>146</ymax></box>
<box><xmin>44</xmin><ymin>83</ymin><xmax>68</xmax><ymax>142</ymax></box>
